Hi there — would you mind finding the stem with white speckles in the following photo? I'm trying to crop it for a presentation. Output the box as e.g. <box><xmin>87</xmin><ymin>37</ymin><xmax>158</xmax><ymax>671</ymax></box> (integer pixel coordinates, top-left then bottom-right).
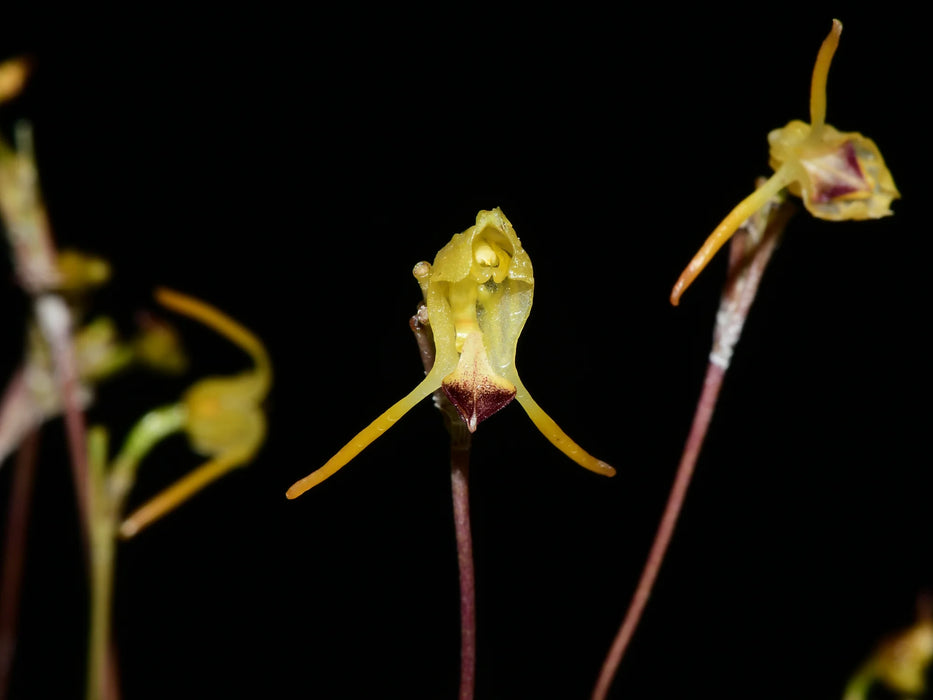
<box><xmin>593</xmin><ymin>191</ymin><xmax>794</xmax><ymax>699</ymax></box>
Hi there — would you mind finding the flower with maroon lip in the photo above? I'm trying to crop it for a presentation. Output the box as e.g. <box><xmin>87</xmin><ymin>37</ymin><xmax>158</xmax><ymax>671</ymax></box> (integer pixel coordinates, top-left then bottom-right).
<box><xmin>287</xmin><ymin>208</ymin><xmax>614</xmax><ymax>499</ymax></box>
<box><xmin>670</xmin><ymin>19</ymin><xmax>900</xmax><ymax>306</ymax></box>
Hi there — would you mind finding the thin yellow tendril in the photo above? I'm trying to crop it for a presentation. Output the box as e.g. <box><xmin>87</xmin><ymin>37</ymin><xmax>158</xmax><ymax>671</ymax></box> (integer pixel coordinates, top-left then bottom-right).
<box><xmin>514</xmin><ymin>382</ymin><xmax>616</xmax><ymax>477</ymax></box>
<box><xmin>155</xmin><ymin>287</ymin><xmax>271</xmax><ymax>395</ymax></box>
<box><xmin>119</xmin><ymin>451</ymin><xmax>246</xmax><ymax>537</ymax></box>
<box><xmin>670</xmin><ymin>165</ymin><xmax>794</xmax><ymax>305</ymax></box>
<box><xmin>286</xmin><ymin>374</ymin><xmax>442</xmax><ymax>498</ymax></box>
<box><xmin>810</xmin><ymin>19</ymin><xmax>842</xmax><ymax>130</ymax></box>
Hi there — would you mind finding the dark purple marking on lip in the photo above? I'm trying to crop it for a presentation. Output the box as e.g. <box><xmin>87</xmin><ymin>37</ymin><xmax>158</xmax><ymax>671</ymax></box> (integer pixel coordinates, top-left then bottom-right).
<box><xmin>443</xmin><ymin>377</ymin><xmax>516</xmax><ymax>433</ymax></box>
<box><xmin>812</xmin><ymin>141</ymin><xmax>867</xmax><ymax>203</ymax></box>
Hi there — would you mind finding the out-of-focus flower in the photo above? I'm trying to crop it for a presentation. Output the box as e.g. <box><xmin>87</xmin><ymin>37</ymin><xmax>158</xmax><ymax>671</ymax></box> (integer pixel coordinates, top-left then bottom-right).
<box><xmin>287</xmin><ymin>208</ymin><xmax>614</xmax><ymax>499</ymax></box>
<box><xmin>0</xmin><ymin>253</ymin><xmax>188</xmax><ymax>466</ymax></box>
<box><xmin>0</xmin><ymin>57</ymin><xmax>29</xmax><ymax>105</ymax></box>
<box><xmin>873</xmin><ymin>616</ymin><xmax>933</xmax><ymax>695</ymax></box>
<box><xmin>844</xmin><ymin>599</ymin><xmax>933</xmax><ymax>700</ymax></box>
<box><xmin>119</xmin><ymin>288</ymin><xmax>271</xmax><ymax>537</ymax></box>
<box><xmin>670</xmin><ymin>19</ymin><xmax>899</xmax><ymax>305</ymax></box>
<box><xmin>55</xmin><ymin>249</ymin><xmax>111</xmax><ymax>294</ymax></box>
<box><xmin>131</xmin><ymin>311</ymin><xmax>189</xmax><ymax>375</ymax></box>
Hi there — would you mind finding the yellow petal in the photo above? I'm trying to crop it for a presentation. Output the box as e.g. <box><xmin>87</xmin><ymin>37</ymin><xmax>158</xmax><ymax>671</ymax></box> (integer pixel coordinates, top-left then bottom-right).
<box><xmin>286</xmin><ymin>373</ymin><xmax>442</xmax><ymax>498</ymax></box>
<box><xmin>513</xmin><ymin>379</ymin><xmax>615</xmax><ymax>477</ymax></box>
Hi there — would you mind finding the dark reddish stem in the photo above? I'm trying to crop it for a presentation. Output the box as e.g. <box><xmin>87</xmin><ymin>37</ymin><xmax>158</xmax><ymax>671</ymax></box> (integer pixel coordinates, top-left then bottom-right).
<box><xmin>591</xmin><ymin>363</ymin><xmax>724</xmax><ymax>699</ymax></box>
<box><xmin>450</xmin><ymin>442</ymin><xmax>476</xmax><ymax>700</ymax></box>
<box><xmin>410</xmin><ymin>308</ymin><xmax>477</xmax><ymax>699</ymax></box>
<box><xmin>1</xmin><ymin>123</ymin><xmax>90</xmax><ymax>550</ymax></box>
<box><xmin>0</xmin><ymin>428</ymin><xmax>39</xmax><ymax>700</ymax></box>
<box><xmin>2</xmin><ymin>121</ymin><xmax>97</xmax><ymax>696</ymax></box>
<box><xmin>592</xmin><ymin>191</ymin><xmax>794</xmax><ymax>699</ymax></box>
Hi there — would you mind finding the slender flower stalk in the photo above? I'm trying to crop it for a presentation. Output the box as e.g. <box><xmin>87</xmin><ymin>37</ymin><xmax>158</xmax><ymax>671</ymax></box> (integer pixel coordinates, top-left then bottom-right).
<box><xmin>411</xmin><ymin>309</ymin><xmax>476</xmax><ymax>699</ymax></box>
<box><xmin>593</xmin><ymin>191</ymin><xmax>795</xmax><ymax>700</ymax></box>
<box><xmin>0</xmin><ymin>429</ymin><xmax>39</xmax><ymax>700</ymax></box>
<box><xmin>0</xmin><ymin>122</ymin><xmax>91</xmax><ymax>546</ymax></box>
<box><xmin>86</xmin><ymin>427</ymin><xmax>115</xmax><ymax>700</ymax></box>
<box><xmin>450</xmin><ymin>448</ymin><xmax>476</xmax><ymax>700</ymax></box>
<box><xmin>84</xmin><ymin>405</ymin><xmax>187</xmax><ymax>700</ymax></box>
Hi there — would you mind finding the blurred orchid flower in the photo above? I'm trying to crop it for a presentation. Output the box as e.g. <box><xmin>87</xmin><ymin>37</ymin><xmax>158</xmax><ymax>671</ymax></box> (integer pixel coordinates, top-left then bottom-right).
<box><xmin>119</xmin><ymin>288</ymin><xmax>271</xmax><ymax>537</ymax></box>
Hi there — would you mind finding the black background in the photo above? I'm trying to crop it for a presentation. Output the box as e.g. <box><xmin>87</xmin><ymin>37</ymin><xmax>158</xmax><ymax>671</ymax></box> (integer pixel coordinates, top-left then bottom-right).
<box><xmin>1</xmin><ymin>7</ymin><xmax>930</xmax><ymax>699</ymax></box>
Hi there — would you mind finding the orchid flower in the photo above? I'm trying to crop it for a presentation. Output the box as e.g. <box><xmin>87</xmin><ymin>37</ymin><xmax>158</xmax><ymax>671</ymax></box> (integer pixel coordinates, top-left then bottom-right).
<box><xmin>119</xmin><ymin>288</ymin><xmax>271</xmax><ymax>537</ymax></box>
<box><xmin>287</xmin><ymin>208</ymin><xmax>614</xmax><ymax>499</ymax></box>
<box><xmin>670</xmin><ymin>19</ymin><xmax>900</xmax><ymax>305</ymax></box>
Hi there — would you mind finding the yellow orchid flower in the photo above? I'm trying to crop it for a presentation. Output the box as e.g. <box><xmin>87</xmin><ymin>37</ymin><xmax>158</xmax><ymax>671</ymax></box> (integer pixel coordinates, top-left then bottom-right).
<box><xmin>670</xmin><ymin>19</ymin><xmax>900</xmax><ymax>305</ymax></box>
<box><xmin>119</xmin><ymin>288</ymin><xmax>271</xmax><ymax>537</ymax></box>
<box><xmin>287</xmin><ymin>208</ymin><xmax>614</xmax><ymax>499</ymax></box>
